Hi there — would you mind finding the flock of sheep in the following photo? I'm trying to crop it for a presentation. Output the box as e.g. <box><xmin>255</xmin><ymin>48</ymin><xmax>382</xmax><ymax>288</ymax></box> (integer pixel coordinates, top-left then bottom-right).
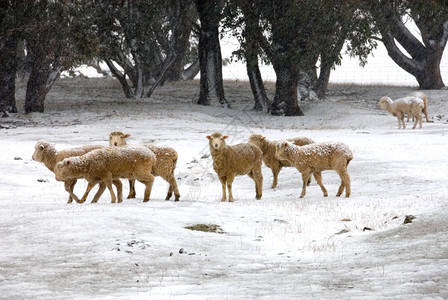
<box><xmin>31</xmin><ymin>92</ymin><xmax>429</xmax><ymax>203</ymax></box>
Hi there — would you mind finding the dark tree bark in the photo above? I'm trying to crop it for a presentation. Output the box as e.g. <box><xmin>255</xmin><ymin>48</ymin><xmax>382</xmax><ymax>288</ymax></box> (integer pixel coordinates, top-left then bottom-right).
<box><xmin>195</xmin><ymin>0</ymin><xmax>230</xmax><ymax>108</ymax></box>
<box><xmin>378</xmin><ymin>3</ymin><xmax>447</xmax><ymax>89</ymax></box>
<box><xmin>0</xmin><ymin>36</ymin><xmax>18</xmax><ymax>113</ymax></box>
<box><xmin>239</xmin><ymin>0</ymin><xmax>269</xmax><ymax>112</ymax></box>
<box><xmin>271</xmin><ymin>64</ymin><xmax>304</xmax><ymax>116</ymax></box>
<box><xmin>25</xmin><ymin>55</ymin><xmax>61</xmax><ymax>113</ymax></box>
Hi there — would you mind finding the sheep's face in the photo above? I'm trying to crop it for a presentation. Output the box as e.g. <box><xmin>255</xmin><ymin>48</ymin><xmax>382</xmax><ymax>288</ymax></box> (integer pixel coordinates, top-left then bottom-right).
<box><xmin>207</xmin><ymin>133</ymin><xmax>228</xmax><ymax>151</ymax></box>
<box><xmin>109</xmin><ymin>131</ymin><xmax>130</xmax><ymax>147</ymax></box>
<box><xmin>275</xmin><ymin>142</ymin><xmax>289</xmax><ymax>160</ymax></box>
<box><xmin>379</xmin><ymin>97</ymin><xmax>391</xmax><ymax>109</ymax></box>
<box><xmin>32</xmin><ymin>141</ymin><xmax>48</xmax><ymax>162</ymax></box>
<box><xmin>54</xmin><ymin>160</ymin><xmax>69</xmax><ymax>181</ymax></box>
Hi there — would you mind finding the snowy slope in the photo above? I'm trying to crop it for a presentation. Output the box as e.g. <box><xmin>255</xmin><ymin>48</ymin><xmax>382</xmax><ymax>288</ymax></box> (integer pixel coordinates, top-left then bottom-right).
<box><xmin>1</xmin><ymin>78</ymin><xmax>447</xmax><ymax>299</ymax></box>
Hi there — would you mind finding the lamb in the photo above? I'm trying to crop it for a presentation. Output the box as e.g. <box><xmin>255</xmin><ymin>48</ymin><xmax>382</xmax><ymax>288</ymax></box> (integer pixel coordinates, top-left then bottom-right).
<box><xmin>408</xmin><ymin>91</ymin><xmax>430</xmax><ymax>122</ymax></box>
<box><xmin>379</xmin><ymin>96</ymin><xmax>424</xmax><ymax>129</ymax></box>
<box><xmin>207</xmin><ymin>132</ymin><xmax>263</xmax><ymax>202</ymax></box>
<box><xmin>248</xmin><ymin>134</ymin><xmax>315</xmax><ymax>188</ymax></box>
<box><xmin>109</xmin><ymin>131</ymin><xmax>180</xmax><ymax>201</ymax></box>
<box><xmin>54</xmin><ymin>146</ymin><xmax>156</xmax><ymax>203</ymax></box>
<box><xmin>275</xmin><ymin>141</ymin><xmax>353</xmax><ymax>198</ymax></box>
<box><xmin>32</xmin><ymin>141</ymin><xmax>107</xmax><ymax>203</ymax></box>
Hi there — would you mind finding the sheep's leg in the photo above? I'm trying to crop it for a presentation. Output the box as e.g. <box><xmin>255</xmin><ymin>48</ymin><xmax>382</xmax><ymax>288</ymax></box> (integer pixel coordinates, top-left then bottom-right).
<box><xmin>142</xmin><ymin>174</ymin><xmax>155</xmax><ymax>202</ymax></box>
<box><xmin>219</xmin><ymin>176</ymin><xmax>227</xmax><ymax>202</ymax></box>
<box><xmin>114</xmin><ymin>180</ymin><xmax>123</xmax><ymax>203</ymax></box>
<box><xmin>413</xmin><ymin>114</ymin><xmax>422</xmax><ymax>129</ymax></box>
<box><xmin>105</xmin><ymin>180</ymin><xmax>117</xmax><ymax>203</ymax></box>
<box><xmin>90</xmin><ymin>183</ymin><xmax>106</xmax><ymax>203</ymax></box>
<box><xmin>66</xmin><ymin>179</ymin><xmax>77</xmax><ymax>203</ymax></box>
<box><xmin>164</xmin><ymin>174</ymin><xmax>180</xmax><ymax>201</ymax></box>
<box><xmin>127</xmin><ymin>179</ymin><xmax>136</xmax><ymax>199</ymax></box>
<box><xmin>80</xmin><ymin>181</ymin><xmax>99</xmax><ymax>203</ymax></box>
<box><xmin>271</xmin><ymin>165</ymin><xmax>281</xmax><ymax>189</ymax></box>
<box><xmin>397</xmin><ymin>113</ymin><xmax>405</xmax><ymax>129</ymax></box>
<box><xmin>249</xmin><ymin>169</ymin><xmax>263</xmax><ymax>200</ymax></box>
<box><xmin>423</xmin><ymin>107</ymin><xmax>429</xmax><ymax>122</ymax></box>
<box><xmin>64</xmin><ymin>180</ymin><xmax>81</xmax><ymax>203</ymax></box>
<box><xmin>299</xmin><ymin>172</ymin><xmax>311</xmax><ymax>198</ymax></box>
<box><xmin>313</xmin><ymin>172</ymin><xmax>328</xmax><ymax>197</ymax></box>
<box><xmin>337</xmin><ymin>171</ymin><xmax>351</xmax><ymax>197</ymax></box>
<box><xmin>226</xmin><ymin>175</ymin><xmax>235</xmax><ymax>202</ymax></box>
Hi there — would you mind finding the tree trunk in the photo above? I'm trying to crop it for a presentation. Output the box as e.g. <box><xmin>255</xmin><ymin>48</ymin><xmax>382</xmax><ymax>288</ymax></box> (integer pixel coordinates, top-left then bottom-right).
<box><xmin>25</xmin><ymin>58</ymin><xmax>60</xmax><ymax>113</ymax></box>
<box><xmin>247</xmin><ymin>59</ymin><xmax>269</xmax><ymax>112</ymax></box>
<box><xmin>182</xmin><ymin>60</ymin><xmax>200</xmax><ymax>80</ymax></box>
<box><xmin>104</xmin><ymin>59</ymin><xmax>133</xmax><ymax>98</ymax></box>
<box><xmin>195</xmin><ymin>0</ymin><xmax>230</xmax><ymax>108</ymax></box>
<box><xmin>0</xmin><ymin>36</ymin><xmax>18</xmax><ymax>113</ymax></box>
<box><xmin>270</xmin><ymin>65</ymin><xmax>304</xmax><ymax>116</ymax></box>
<box><xmin>380</xmin><ymin>11</ymin><xmax>447</xmax><ymax>89</ymax></box>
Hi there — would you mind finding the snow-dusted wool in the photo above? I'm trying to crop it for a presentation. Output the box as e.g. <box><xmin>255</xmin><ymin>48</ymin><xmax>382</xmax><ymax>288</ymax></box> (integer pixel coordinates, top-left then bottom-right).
<box><xmin>207</xmin><ymin>132</ymin><xmax>263</xmax><ymax>202</ymax></box>
<box><xmin>109</xmin><ymin>131</ymin><xmax>180</xmax><ymax>201</ymax></box>
<box><xmin>32</xmin><ymin>141</ymin><xmax>105</xmax><ymax>203</ymax></box>
<box><xmin>54</xmin><ymin>146</ymin><xmax>156</xmax><ymax>203</ymax></box>
<box><xmin>379</xmin><ymin>96</ymin><xmax>424</xmax><ymax>129</ymax></box>
<box><xmin>248</xmin><ymin>134</ymin><xmax>315</xmax><ymax>188</ymax></box>
<box><xmin>408</xmin><ymin>91</ymin><xmax>429</xmax><ymax>122</ymax></box>
<box><xmin>275</xmin><ymin>141</ymin><xmax>353</xmax><ymax>198</ymax></box>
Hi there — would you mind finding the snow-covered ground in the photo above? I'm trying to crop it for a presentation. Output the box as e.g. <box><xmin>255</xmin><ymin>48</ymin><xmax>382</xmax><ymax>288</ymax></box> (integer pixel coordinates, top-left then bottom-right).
<box><xmin>1</xmin><ymin>78</ymin><xmax>448</xmax><ymax>299</ymax></box>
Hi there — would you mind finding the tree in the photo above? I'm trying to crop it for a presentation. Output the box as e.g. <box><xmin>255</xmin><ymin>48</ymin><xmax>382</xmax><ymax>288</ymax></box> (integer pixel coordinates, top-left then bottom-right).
<box><xmin>370</xmin><ymin>1</ymin><xmax>448</xmax><ymax>89</ymax></box>
<box><xmin>195</xmin><ymin>0</ymin><xmax>230</xmax><ymax>108</ymax></box>
<box><xmin>23</xmin><ymin>0</ymin><xmax>99</xmax><ymax>113</ymax></box>
<box><xmin>94</xmin><ymin>0</ymin><xmax>197</xmax><ymax>99</ymax></box>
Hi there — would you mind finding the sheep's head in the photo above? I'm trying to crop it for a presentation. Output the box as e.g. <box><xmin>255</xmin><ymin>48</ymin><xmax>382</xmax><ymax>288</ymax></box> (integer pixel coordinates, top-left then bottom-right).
<box><xmin>379</xmin><ymin>97</ymin><xmax>392</xmax><ymax>109</ymax></box>
<box><xmin>275</xmin><ymin>141</ymin><xmax>290</xmax><ymax>160</ymax></box>
<box><xmin>206</xmin><ymin>132</ymin><xmax>228</xmax><ymax>151</ymax></box>
<box><xmin>248</xmin><ymin>134</ymin><xmax>267</xmax><ymax>151</ymax></box>
<box><xmin>54</xmin><ymin>159</ymin><xmax>71</xmax><ymax>181</ymax></box>
<box><xmin>109</xmin><ymin>131</ymin><xmax>130</xmax><ymax>147</ymax></box>
<box><xmin>32</xmin><ymin>140</ymin><xmax>52</xmax><ymax>162</ymax></box>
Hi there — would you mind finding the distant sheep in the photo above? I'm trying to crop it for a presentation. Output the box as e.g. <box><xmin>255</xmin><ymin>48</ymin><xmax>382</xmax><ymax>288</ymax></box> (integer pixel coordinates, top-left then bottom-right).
<box><xmin>54</xmin><ymin>146</ymin><xmax>156</xmax><ymax>203</ymax></box>
<box><xmin>109</xmin><ymin>131</ymin><xmax>180</xmax><ymax>201</ymax></box>
<box><xmin>32</xmin><ymin>141</ymin><xmax>106</xmax><ymax>203</ymax></box>
<box><xmin>275</xmin><ymin>141</ymin><xmax>353</xmax><ymax>198</ymax></box>
<box><xmin>408</xmin><ymin>91</ymin><xmax>429</xmax><ymax>122</ymax></box>
<box><xmin>379</xmin><ymin>96</ymin><xmax>424</xmax><ymax>129</ymax></box>
<box><xmin>207</xmin><ymin>132</ymin><xmax>263</xmax><ymax>202</ymax></box>
<box><xmin>248</xmin><ymin>134</ymin><xmax>315</xmax><ymax>188</ymax></box>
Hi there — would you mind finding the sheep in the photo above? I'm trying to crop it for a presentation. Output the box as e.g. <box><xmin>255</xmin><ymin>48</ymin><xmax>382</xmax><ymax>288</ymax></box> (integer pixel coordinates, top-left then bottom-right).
<box><xmin>32</xmin><ymin>141</ymin><xmax>108</xmax><ymax>203</ymax></box>
<box><xmin>408</xmin><ymin>91</ymin><xmax>430</xmax><ymax>122</ymax></box>
<box><xmin>207</xmin><ymin>132</ymin><xmax>263</xmax><ymax>202</ymax></box>
<box><xmin>248</xmin><ymin>134</ymin><xmax>315</xmax><ymax>188</ymax></box>
<box><xmin>54</xmin><ymin>146</ymin><xmax>156</xmax><ymax>203</ymax></box>
<box><xmin>109</xmin><ymin>131</ymin><xmax>180</xmax><ymax>201</ymax></box>
<box><xmin>379</xmin><ymin>96</ymin><xmax>424</xmax><ymax>129</ymax></box>
<box><xmin>275</xmin><ymin>141</ymin><xmax>353</xmax><ymax>198</ymax></box>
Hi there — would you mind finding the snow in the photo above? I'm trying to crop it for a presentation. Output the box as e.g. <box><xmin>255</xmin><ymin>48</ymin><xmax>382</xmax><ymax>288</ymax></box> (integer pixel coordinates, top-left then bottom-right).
<box><xmin>1</xmin><ymin>78</ymin><xmax>448</xmax><ymax>299</ymax></box>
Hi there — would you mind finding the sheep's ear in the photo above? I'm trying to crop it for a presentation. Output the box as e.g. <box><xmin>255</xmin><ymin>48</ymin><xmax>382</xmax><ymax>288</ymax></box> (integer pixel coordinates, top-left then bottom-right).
<box><xmin>261</xmin><ymin>136</ymin><xmax>266</xmax><ymax>141</ymax></box>
<box><xmin>206</xmin><ymin>135</ymin><xmax>211</xmax><ymax>140</ymax></box>
<box><xmin>223</xmin><ymin>135</ymin><xmax>228</xmax><ymax>140</ymax></box>
<box><xmin>40</xmin><ymin>144</ymin><xmax>45</xmax><ymax>150</ymax></box>
<box><xmin>124</xmin><ymin>134</ymin><xmax>131</xmax><ymax>138</ymax></box>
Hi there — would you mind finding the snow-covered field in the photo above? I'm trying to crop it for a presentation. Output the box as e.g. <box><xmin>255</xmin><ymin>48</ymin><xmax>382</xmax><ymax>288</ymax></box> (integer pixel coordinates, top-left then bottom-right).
<box><xmin>1</xmin><ymin>78</ymin><xmax>448</xmax><ymax>299</ymax></box>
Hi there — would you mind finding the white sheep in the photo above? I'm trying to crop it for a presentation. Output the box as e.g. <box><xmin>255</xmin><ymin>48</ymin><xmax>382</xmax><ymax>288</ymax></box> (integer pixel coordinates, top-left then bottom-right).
<box><xmin>379</xmin><ymin>96</ymin><xmax>424</xmax><ymax>129</ymax></box>
<box><xmin>404</xmin><ymin>91</ymin><xmax>429</xmax><ymax>122</ymax></box>
<box><xmin>248</xmin><ymin>134</ymin><xmax>315</xmax><ymax>188</ymax></box>
<box><xmin>109</xmin><ymin>131</ymin><xmax>180</xmax><ymax>201</ymax></box>
<box><xmin>54</xmin><ymin>146</ymin><xmax>156</xmax><ymax>203</ymax></box>
<box><xmin>207</xmin><ymin>132</ymin><xmax>263</xmax><ymax>202</ymax></box>
<box><xmin>32</xmin><ymin>141</ymin><xmax>108</xmax><ymax>203</ymax></box>
<box><xmin>275</xmin><ymin>141</ymin><xmax>353</xmax><ymax>198</ymax></box>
